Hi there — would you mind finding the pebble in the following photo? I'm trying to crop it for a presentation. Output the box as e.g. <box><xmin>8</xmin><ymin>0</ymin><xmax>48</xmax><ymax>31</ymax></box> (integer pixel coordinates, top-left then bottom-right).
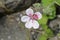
<box><xmin>8</xmin><ymin>36</ymin><xmax>11</xmax><ymax>39</ymax></box>
<box><xmin>1</xmin><ymin>38</ymin><xmax>4</xmax><ymax>40</ymax></box>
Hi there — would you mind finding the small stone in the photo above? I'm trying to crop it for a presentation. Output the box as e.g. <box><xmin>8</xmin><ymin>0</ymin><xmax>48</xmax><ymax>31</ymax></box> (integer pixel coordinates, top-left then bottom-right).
<box><xmin>10</xmin><ymin>19</ymin><xmax>14</xmax><ymax>22</ymax></box>
<box><xmin>1</xmin><ymin>38</ymin><xmax>4</xmax><ymax>40</ymax></box>
<box><xmin>49</xmin><ymin>36</ymin><xmax>58</xmax><ymax>40</ymax></box>
<box><xmin>15</xmin><ymin>37</ymin><xmax>18</xmax><ymax>39</ymax></box>
<box><xmin>31</xmin><ymin>32</ymin><xmax>34</xmax><ymax>34</ymax></box>
<box><xmin>57</xmin><ymin>15</ymin><xmax>60</xmax><ymax>18</ymax></box>
<box><xmin>18</xmin><ymin>21</ymin><xmax>20</xmax><ymax>24</ymax></box>
<box><xmin>20</xmin><ymin>14</ymin><xmax>23</xmax><ymax>17</ymax></box>
<box><xmin>16</xmin><ymin>18</ymin><xmax>20</xmax><ymax>21</ymax></box>
<box><xmin>8</xmin><ymin>36</ymin><xmax>11</xmax><ymax>39</ymax></box>
<box><xmin>58</xmin><ymin>37</ymin><xmax>60</xmax><ymax>38</ymax></box>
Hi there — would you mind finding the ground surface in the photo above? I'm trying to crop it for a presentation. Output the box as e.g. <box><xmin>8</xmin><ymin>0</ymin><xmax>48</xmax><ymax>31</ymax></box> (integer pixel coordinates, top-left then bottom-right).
<box><xmin>0</xmin><ymin>6</ymin><xmax>60</xmax><ymax>40</ymax></box>
<box><xmin>0</xmin><ymin>12</ymin><xmax>60</xmax><ymax>40</ymax></box>
<box><xmin>0</xmin><ymin>12</ymin><xmax>27</xmax><ymax>40</ymax></box>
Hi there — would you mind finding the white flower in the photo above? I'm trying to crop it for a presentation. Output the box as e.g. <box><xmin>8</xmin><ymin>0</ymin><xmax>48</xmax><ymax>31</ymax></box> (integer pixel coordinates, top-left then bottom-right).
<box><xmin>21</xmin><ymin>8</ymin><xmax>42</xmax><ymax>29</ymax></box>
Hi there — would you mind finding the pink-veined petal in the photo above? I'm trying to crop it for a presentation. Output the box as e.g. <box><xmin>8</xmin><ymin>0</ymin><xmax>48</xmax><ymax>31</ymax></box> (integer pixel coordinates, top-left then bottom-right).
<box><xmin>21</xmin><ymin>16</ymin><xmax>30</xmax><ymax>22</ymax></box>
<box><xmin>26</xmin><ymin>8</ymin><xmax>34</xmax><ymax>16</ymax></box>
<box><xmin>25</xmin><ymin>20</ymin><xmax>33</xmax><ymax>29</ymax></box>
<box><xmin>35</xmin><ymin>12</ymin><xmax>42</xmax><ymax>19</ymax></box>
<box><xmin>32</xmin><ymin>20</ymin><xmax>39</xmax><ymax>29</ymax></box>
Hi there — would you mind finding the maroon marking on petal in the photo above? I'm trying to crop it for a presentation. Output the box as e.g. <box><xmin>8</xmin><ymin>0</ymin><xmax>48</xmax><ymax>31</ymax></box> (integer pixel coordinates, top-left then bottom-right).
<box><xmin>33</xmin><ymin>14</ymin><xmax>38</xmax><ymax>20</ymax></box>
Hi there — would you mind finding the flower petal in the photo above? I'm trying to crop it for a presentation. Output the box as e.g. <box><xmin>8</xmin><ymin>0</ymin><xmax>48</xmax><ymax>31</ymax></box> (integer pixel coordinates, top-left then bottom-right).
<box><xmin>35</xmin><ymin>12</ymin><xmax>42</xmax><ymax>19</ymax></box>
<box><xmin>32</xmin><ymin>20</ymin><xmax>39</xmax><ymax>29</ymax></box>
<box><xmin>21</xmin><ymin>16</ymin><xmax>30</xmax><ymax>22</ymax></box>
<box><xmin>26</xmin><ymin>8</ymin><xmax>34</xmax><ymax>15</ymax></box>
<box><xmin>25</xmin><ymin>20</ymin><xmax>33</xmax><ymax>29</ymax></box>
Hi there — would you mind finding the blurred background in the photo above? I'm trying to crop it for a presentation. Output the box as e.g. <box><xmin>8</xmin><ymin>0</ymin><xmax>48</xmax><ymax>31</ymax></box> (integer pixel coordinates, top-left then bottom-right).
<box><xmin>0</xmin><ymin>0</ymin><xmax>60</xmax><ymax>40</ymax></box>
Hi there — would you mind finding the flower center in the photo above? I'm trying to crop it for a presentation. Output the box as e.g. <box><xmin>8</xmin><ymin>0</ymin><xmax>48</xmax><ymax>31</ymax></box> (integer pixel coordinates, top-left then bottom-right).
<box><xmin>33</xmin><ymin>14</ymin><xmax>38</xmax><ymax>20</ymax></box>
<box><xmin>29</xmin><ymin>14</ymin><xmax>38</xmax><ymax>20</ymax></box>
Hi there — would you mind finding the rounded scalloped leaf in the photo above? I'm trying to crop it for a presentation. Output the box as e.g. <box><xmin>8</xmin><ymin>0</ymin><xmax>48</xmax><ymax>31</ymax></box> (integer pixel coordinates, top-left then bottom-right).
<box><xmin>48</xmin><ymin>10</ymin><xmax>56</xmax><ymax>19</ymax></box>
<box><xmin>33</xmin><ymin>3</ymin><xmax>41</xmax><ymax>8</ymax></box>
<box><xmin>45</xmin><ymin>5</ymin><xmax>56</xmax><ymax>19</ymax></box>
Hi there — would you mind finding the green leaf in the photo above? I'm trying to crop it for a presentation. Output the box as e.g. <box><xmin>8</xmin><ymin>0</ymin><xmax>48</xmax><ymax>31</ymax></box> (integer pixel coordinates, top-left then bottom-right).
<box><xmin>40</xmin><ymin>25</ymin><xmax>48</xmax><ymax>31</ymax></box>
<box><xmin>38</xmin><ymin>24</ymin><xmax>53</xmax><ymax>40</ymax></box>
<box><xmin>47</xmin><ymin>5</ymin><xmax>56</xmax><ymax>19</ymax></box>
<box><xmin>42</xmin><ymin>0</ymin><xmax>56</xmax><ymax>19</ymax></box>
<box><xmin>46</xmin><ymin>29</ymin><xmax>54</xmax><ymax>37</ymax></box>
<box><xmin>38</xmin><ymin>14</ymin><xmax>48</xmax><ymax>25</ymax></box>
<box><xmin>55</xmin><ymin>0</ymin><xmax>60</xmax><ymax>6</ymax></box>
<box><xmin>42</xmin><ymin>0</ymin><xmax>54</xmax><ymax>8</ymax></box>
<box><xmin>38</xmin><ymin>33</ymin><xmax>47</xmax><ymax>40</ymax></box>
<box><xmin>41</xmin><ymin>25</ymin><xmax>54</xmax><ymax>37</ymax></box>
